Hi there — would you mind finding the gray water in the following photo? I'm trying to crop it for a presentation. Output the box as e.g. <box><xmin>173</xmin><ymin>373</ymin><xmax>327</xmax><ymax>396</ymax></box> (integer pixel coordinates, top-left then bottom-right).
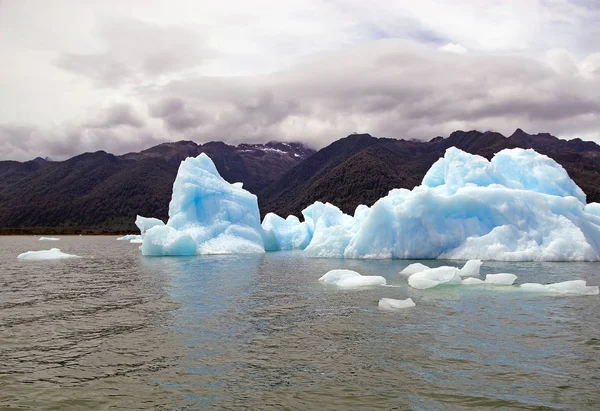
<box><xmin>1</xmin><ymin>236</ymin><xmax>599</xmax><ymax>410</ymax></box>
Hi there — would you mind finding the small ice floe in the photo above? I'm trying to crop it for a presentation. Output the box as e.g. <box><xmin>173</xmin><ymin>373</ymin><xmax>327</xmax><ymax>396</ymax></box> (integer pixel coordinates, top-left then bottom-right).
<box><xmin>130</xmin><ymin>238</ymin><xmax>143</xmax><ymax>244</ymax></box>
<box><xmin>458</xmin><ymin>259</ymin><xmax>482</xmax><ymax>277</ymax></box>
<box><xmin>401</xmin><ymin>259</ymin><xmax>481</xmax><ymax>279</ymax></box>
<box><xmin>319</xmin><ymin>269</ymin><xmax>386</xmax><ymax>289</ymax></box>
<box><xmin>407</xmin><ymin>266</ymin><xmax>462</xmax><ymax>290</ymax></box>
<box><xmin>520</xmin><ymin>280</ymin><xmax>599</xmax><ymax>295</ymax></box>
<box><xmin>117</xmin><ymin>234</ymin><xmax>142</xmax><ymax>241</ymax></box>
<box><xmin>462</xmin><ymin>277</ymin><xmax>485</xmax><ymax>285</ymax></box>
<box><xmin>485</xmin><ymin>273</ymin><xmax>518</xmax><ymax>285</ymax></box>
<box><xmin>17</xmin><ymin>248</ymin><xmax>81</xmax><ymax>261</ymax></box>
<box><xmin>378</xmin><ymin>297</ymin><xmax>415</xmax><ymax>311</ymax></box>
<box><xmin>39</xmin><ymin>237</ymin><xmax>59</xmax><ymax>241</ymax></box>
<box><xmin>399</xmin><ymin>263</ymin><xmax>430</xmax><ymax>276</ymax></box>
<box><xmin>462</xmin><ymin>273</ymin><xmax>517</xmax><ymax>286</ymax></box>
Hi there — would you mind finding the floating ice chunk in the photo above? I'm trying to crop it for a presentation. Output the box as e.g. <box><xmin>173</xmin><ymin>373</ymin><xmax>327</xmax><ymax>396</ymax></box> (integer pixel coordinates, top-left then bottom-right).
<box><xmin>485</xmin><ymin>273</ymin><xmax>518</xmax><ymax>285</ymax></box>
<box><xmin>39</xmin><ymin>237</ymin><xmax>59</xmax><ymax>241</ymax></box>
<box><xmin>458</xmin><ymin>259</ymin><xmax>482</xmax><ymax>277</ymax></box>
<box><xmin>135</xmin><ymin>216</ymin><xmax>165</xmax><ymax>235</ymax></box>
<box><xmin>17</xmin><ymin>248</ymin><xmax>80</xmax><ymax>261</ymax></box>
<box><xmin>520</xmin><ymin>280</ymin><xmax>599</xmax><ymax>295</ymax></box>
<box><xmin>319</xmin><ymin>269</ymin><xmax>386</xmax><ymax>288</ymax></box>
<box><xmin>378</xmin><ymin>297</ymin><xmax>416</xmax><ymax>311</ymax></box>
<box><xmin>407</xmin><ymin>266</ymin><xmax>462</xmax><ymax>290</ymax></box>
<box><xmin>262</xmin><ymin>213</ymin><xmax>311</xmax><ymax>251</ymax></box>
<box><xmin>117</xmin><ymin>234</ymin><xmax>142</xmax><ymax>241</ymax></box>
<box><xmin>462</xmin><ymin>277</ymin><xmax>485</xmax><ymax>285</ymax></box>
<box><xmin>399</xmin><ymin>263</ymin><xmax>430</xmax><ymax>276</ymax></box>
<box><xmin>130</xmin><ymin>238</ymin><xmax>143</xmax><ymax>244</ymax></box>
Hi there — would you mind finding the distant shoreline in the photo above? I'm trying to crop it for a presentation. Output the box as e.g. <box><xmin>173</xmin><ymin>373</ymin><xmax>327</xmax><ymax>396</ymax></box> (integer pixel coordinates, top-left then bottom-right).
<box><xmin>0</xmin><ymin>228</ymin><xmax>132</xmax><ymax>235</ymax></box>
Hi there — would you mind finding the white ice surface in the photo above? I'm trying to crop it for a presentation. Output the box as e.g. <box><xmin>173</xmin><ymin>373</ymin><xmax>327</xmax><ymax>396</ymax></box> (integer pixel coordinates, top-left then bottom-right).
<box><xmin>139</xmin><ymin>148</ymin><xmax>600</xmax><ymax>261</ymax></box>
<box><xmin>399</xmin><ymin>263</ymin><xmax>430</xmax><ymax>276</ymax></box>
<box><xmin>485</xmin><ymin>273</ymin><xmax>518</xmax><ymax>285</ymax></box>
<box><xmin>17</xmin><ymin>248</ymin><xmax>80</xmax><ymax>260</ymax></box>
<box><xmin>458</xmin><ymin>259</ymin><xmax>482</xmax><ymax>277</ymax></box>
<box><xmin>117</xmin><ymin>234</ymin><xmax>141</xmax><ymax>241</ymax></box>
<box><xmin>281</xmin><ymin>148</ymin><xmax>600</xmax><ymax>261</ymax></box>
<box><xmin>134</xmin><ymin>216</ymin><xmax>165</xmax><ymax>235</ymax></box>
<box><xmin>407</xmin><ymin>266</ymin><xmax>462</xmax><ymax>289</ymax></box>
<box><xmin>378</xmin><ymin>298</ymin><xmax>416</xmax><ymax>311</ymax></box>
<box><xmin>519</xmin><ymin>280</ymin><xmax>599</xmax><ymax>295</ymax></box>
<box><xmin>142</xmin><ymin>154</ymin><xmax>265</xmax><ymax>256</ymax></box>
<box><xmin>462</xmin><ymin>277</ymin><xmax>485</xmax><ymax>285</ymax></box>
<box><xmin>318</xmin><ymin>269</ymin><xmax>386</xmax><ymax>288</ymax></box>
<box><xmin>39</xmin><ymin>237</ymin><xmax>59</xmax><ymax>241</ymax></box>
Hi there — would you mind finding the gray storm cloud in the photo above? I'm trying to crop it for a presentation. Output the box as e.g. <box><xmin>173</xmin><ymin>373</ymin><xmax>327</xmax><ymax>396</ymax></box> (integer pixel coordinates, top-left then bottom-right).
<box><xmin>144</xmin><ymin>40</ymin><xmax>600</xmax><ymax>146</ymax></box>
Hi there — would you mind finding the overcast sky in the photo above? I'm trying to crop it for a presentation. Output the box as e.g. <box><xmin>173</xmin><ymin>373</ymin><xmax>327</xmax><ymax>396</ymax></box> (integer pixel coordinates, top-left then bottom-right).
<box><xmin>1</xmin><ymin>0</ymin><xmax>599</xmax><ymax>160</ymax></box>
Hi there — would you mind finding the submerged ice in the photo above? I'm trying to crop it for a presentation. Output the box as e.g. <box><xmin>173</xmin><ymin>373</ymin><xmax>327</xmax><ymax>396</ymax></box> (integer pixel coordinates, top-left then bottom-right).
<box><xmin>18</xmin><ymin>248</ymin><xmax>80</xmax><ymax>261</ymax></box>
<box><xmin>139</xmin><ymin>147</ymin><xmax>600</xmax><ymax>261</ymax></box>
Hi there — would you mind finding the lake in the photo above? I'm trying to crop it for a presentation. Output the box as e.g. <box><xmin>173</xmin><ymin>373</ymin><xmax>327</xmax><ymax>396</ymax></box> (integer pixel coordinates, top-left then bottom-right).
<box><xmin>1</xmin><ymin>236</ymin><xmax>599</xmax><ymax>410</ymax></box>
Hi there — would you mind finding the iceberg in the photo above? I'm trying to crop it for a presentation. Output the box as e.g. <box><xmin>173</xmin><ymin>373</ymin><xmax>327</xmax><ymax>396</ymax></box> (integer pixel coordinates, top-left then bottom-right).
<box><xmin>17</xmin><ymin>248</ymin><xmax>81</xmax><ymax>261</ymax></box>
<box><xmin>138</xmin><ymin>147</ymin><xmax>600</xmax><ymax>261</ymax></box>
<box><xmin>141</xmin><ymin>154</ymin><xmax>266</xmax><ymax>256</ymax></box>
<box><xmin>318</xmin><ymin>269</ymin><xmax>386</xmax><ymax>288</ymax></box>
<box><xmin>117</xmin><ymin>234</ymin><xmax>142</xmax><ymax>241</ymax></box>
<box><xmin>378</xmin><ymin>297</ymin><xmax>416</xmax><ymax>311</ymax></box>
<box><xmin>39</xmin><ymin>237</ymin><xmax>59</xmax><ymax>241</ymax></box>
<box><xmin>519</xmin><ymin>280</ymin><xmax>599</xmax><ymax>295</ymax></box>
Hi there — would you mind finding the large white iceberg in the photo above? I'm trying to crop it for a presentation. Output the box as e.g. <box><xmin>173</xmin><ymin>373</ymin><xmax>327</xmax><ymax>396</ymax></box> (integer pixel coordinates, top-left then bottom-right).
<box><xmin>139</xmin><ymin>147</ymin><xmax>600</xmax><ymax>261</ymax></box>
<box><xmin>18</xmin><ymin>248</ymin><xmax>81</xmax><ymax>261</ymax></box>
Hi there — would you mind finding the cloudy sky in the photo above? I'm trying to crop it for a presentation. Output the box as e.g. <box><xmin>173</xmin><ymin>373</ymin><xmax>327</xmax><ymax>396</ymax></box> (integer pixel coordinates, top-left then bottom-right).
<box><xmin>1</xmin><ymin>0</ymin><xmax>599</xmax><ymax>160</ymax></box>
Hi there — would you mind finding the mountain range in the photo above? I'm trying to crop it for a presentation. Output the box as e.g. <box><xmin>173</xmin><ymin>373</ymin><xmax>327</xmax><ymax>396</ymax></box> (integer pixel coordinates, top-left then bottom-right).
<box><xmin>0</xmin><ymin>130</ymin><xmax>598</xmax><ymax>234</ymax></box>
